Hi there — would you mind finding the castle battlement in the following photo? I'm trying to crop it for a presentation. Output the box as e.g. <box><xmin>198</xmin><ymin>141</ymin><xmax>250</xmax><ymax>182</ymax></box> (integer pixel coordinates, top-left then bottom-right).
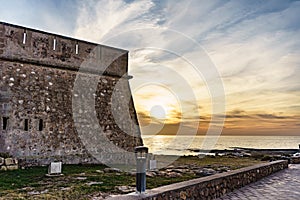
<box><xmin>0</xmin><ymin>21</ymin><xmax>128</xmax><ymax>77</ymax></box>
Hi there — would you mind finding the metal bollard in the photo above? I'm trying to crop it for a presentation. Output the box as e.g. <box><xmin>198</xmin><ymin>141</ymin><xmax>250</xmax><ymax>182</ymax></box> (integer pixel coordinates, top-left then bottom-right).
<box><xmin>135</xmin><ymin>146</ymin><xmax>148</xmax><ymax>193</ymax></box>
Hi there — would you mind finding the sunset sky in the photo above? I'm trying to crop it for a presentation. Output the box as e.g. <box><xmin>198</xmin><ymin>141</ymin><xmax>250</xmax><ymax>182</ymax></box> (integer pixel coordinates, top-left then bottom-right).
<box><xmin>1</xmin><ymin>0</ymin><xmax>299</xmax><ymax>136</ymax></box>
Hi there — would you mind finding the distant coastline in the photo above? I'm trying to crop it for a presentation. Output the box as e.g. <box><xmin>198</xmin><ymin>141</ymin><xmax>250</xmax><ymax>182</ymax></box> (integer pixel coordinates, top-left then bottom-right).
<box><xmin>143</xmin><ymin>135</ymin><xmax>300</xmax><ymax>156</ymax></box>
<box><xmin>142</xmin><ymin>133</ymin><xmax>300</xmax><ymax>136</ymax></box>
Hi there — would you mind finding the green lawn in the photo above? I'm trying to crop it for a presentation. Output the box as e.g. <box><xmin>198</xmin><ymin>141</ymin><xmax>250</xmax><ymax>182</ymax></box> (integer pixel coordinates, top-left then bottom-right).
<box><xmin>0</xmin><ymin>156</ymin><xmax>264</xmax><ymax>199</ymax></box>
<box><xmin>174</xmin><ymin>155</ymin><xmax>264</xmax><ymax>170</ymax></box>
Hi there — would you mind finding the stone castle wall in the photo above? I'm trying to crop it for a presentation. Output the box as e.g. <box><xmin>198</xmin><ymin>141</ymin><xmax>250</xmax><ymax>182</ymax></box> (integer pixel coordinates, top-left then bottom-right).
<box><xmin>0</xmin><ymin>22</ymin><xmax>143</xmax><ymax>166</ymax></box>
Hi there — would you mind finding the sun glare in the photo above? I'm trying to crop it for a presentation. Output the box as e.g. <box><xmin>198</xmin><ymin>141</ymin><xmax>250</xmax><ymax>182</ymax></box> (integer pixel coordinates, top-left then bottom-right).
<box><xmin>150</xmin><ymin>105</ymin><xmax>166</xmax><ymax>119</ymax></box>
<box><xmin>133</xmin><ymin>85</ymin><xmax>181</xmax><ymax>123</ymax></box>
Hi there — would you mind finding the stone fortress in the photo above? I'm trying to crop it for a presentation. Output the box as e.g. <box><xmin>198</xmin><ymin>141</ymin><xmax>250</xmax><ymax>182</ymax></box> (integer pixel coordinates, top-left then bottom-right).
<box><xmin>0</xmin><ymin>22</ymin><xmax>143</xmax><ymax>166</ymax></box>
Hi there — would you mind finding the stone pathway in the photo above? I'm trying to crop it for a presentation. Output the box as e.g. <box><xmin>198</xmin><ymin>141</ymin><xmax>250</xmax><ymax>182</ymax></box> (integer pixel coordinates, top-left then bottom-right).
<box><xmin>217</xmin><ymin>164</ymin><xmax>300</xmax><ymax>200</ymax></box>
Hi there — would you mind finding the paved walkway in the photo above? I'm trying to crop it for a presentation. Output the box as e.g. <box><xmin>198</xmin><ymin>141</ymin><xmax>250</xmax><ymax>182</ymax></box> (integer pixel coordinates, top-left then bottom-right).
<box><xmin>217</xmin><ymin>164</ymin><xmax>300</xmax><ymax>200</ymax></box>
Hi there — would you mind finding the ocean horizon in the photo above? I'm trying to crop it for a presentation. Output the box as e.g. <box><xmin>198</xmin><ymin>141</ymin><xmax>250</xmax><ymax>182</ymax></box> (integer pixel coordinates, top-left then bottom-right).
<box><xmin>142</xmin><ymin>135</ymin><xmax>300</xmax><ymax>156</ymax></box>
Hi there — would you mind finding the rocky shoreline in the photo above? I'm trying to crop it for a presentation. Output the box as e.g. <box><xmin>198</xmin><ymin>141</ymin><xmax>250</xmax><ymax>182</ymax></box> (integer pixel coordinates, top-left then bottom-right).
<box><xmin>189</xmin><ymin>147</ymin><xmax>299</xmax><ymax>154</ymax></box>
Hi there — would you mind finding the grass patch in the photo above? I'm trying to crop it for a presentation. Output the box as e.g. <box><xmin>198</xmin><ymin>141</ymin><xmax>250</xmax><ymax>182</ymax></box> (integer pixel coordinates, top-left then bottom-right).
<box><xmin>0</xmin><ymin>156</ymin><xmax>264</xmax><ymax>199</ymax></box>
<box><xmin>173</xmin><ymin>155</ymin><xmax>264</xmax><ymax>170</ymax></box>
<box><xmin>0</xmin><ymin>166</ymin><xmax>46</xmax><ymax>191</ymax></box>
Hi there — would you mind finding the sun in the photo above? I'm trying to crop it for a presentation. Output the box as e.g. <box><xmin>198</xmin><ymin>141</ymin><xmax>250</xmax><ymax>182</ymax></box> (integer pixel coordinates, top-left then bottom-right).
<box><xmin>133</xmin><ymin>85</ymin><xmax>181</xmax><ymax>123</ymax></box>
<box><xmin>150</xmin><ymin>105</ymin><xmax>166</xmax><ymax>119</ymax></box>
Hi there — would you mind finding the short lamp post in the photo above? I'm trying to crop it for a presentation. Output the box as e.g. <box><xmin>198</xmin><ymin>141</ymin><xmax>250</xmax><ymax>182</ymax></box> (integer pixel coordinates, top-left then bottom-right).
<box><xmin>135</xmin><ymin>146</ymin><xmax>148</xmax><ymax>193</ymax></box>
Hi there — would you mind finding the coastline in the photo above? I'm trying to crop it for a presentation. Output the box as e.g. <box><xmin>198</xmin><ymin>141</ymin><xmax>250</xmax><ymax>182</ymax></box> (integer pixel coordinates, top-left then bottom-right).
<box><xmin>143</xmin><ymin>135</ymin><xmax>300</xmax><ymax>156</ymax></box>
<box><xmin>188</xmin><ymin>147</ymin><xmax>299</xmax><ymax>154</ymax></box>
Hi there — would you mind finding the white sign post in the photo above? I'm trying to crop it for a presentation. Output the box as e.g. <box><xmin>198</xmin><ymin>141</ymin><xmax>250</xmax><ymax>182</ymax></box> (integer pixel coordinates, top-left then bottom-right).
<box><xmin>149</xmin><ymin>160</ymin><xmax>157</xmax><ymax>170</ymax></box>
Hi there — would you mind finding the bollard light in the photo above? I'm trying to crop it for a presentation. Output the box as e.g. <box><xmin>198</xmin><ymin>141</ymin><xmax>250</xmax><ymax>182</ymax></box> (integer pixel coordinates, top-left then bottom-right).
<box><xmin>135</xmin><ymin>146</ymin><xmax>148</xmax><ymax>193</ymax></box>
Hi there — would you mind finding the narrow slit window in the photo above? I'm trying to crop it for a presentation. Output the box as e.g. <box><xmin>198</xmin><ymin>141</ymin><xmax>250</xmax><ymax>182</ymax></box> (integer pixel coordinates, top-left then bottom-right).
<box><xmin>53</xmin><ymin>38</ymin><xmax>56</xmax><ymax>51</ymax></box>
<box><xmin>23</xmin><ymin>31</ymin><xmax>27</xmax><ymax>44</ymax></box>
<box><xmin>24</xmin><ymin>119</ymin><xmax>29</xmax><ymax>131</ymax></box>
<box><xmin>38</xmin><ymin>119</ymin><xmax>43</xmax><ymax>131</ymax></box>
<box><xmin>75</xmin><ymin>44</ymin><xmax>79</xmax><ymax>54</ymax></box>
<box><xmin>3</xmin><ymin>117</ymin><xmax>8</xmax><ymax>130</ymax></box>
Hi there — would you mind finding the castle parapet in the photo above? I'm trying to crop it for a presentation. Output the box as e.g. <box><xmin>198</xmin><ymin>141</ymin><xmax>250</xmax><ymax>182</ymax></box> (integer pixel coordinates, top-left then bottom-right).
<box><xmin>0</xmin><ymin>22</ymin><xmax>128</xmax><ymax>77</ymax></box>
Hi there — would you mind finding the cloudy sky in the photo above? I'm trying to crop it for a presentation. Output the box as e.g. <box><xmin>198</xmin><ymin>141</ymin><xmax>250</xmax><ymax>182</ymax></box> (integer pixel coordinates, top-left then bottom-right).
<box><xmin>1</xmin><ymin>0</ymin><xmax>299</xmax><ymax>136</ymax></box>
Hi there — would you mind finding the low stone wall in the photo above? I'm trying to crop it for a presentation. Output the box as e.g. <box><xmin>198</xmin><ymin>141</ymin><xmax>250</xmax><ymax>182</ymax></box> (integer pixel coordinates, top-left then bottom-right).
<box><xmin>108</xmin><ymin>160</ymin><xmax>288</xmax><ymax>200</ymax></box>
<box><xmin>0</xmin><ymin>157</ymin><xmax>18</xmax><ymax>171</ymax></box>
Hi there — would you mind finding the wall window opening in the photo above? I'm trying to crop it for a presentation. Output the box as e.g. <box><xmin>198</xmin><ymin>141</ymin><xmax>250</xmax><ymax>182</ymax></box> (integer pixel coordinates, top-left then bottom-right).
<box><xmin>23</xmin><ymin>31</ymin><xmax>27</xmax><ymax>44</ymax></box>
<box><xmin>38</xmin><ymin>119</ymin><xmax>43</xmax><ymax>131</ymax></box>
<box><xmin>53</xmin><ymin>38</ymin><xmax>56</xmax><ymax>51</ymax></box>
<box><xmin>3</xmin><ymin>117</ymin><xmax>8</xmax><ymax>130</ymax></box>
<box><xmin>24</xmin><ymin>119</ymin><xmax>29</xmax><ymax>131</ymax></box>
<box><xmin>75</xmin><ymin>44</ymin><xmax>79</xmax><ymax>54</ymax></box>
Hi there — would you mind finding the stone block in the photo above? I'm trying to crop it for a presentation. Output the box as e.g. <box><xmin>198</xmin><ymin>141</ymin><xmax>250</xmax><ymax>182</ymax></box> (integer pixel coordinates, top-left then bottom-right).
<box><xmin>0</xmin><ymin>157</ymin><xmax>4</xmax><ymax>165</ymax></box>
<box><xmin>5</xmin><ymin>158</ymin><xmax>14</xmax><ymax>166</ymax></box>
<box><xmin>0</xmin><ymin>166</ymin><xmax>7</xmax><ymax>171</ymax></box>
<box><xmin>48</xmin><ymin>162</ymin><xmax>62</xmax><ymax>174</ymax></box>
<box><xmin>7</xmin><ymin>165</ymin><xmax>18</xmax><ymax>170</ymax></box>
<box><xmin>104</xmin><ymin>167</ymin><xmax>122</xmax><ymax>173</ymax></box>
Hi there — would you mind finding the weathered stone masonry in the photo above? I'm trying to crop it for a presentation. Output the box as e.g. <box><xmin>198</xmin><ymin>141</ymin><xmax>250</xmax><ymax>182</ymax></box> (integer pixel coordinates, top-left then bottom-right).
<box><xmin>0</xmin><ymin>22</ymin><xmax>143</xmax><ymax>166</ymax></box>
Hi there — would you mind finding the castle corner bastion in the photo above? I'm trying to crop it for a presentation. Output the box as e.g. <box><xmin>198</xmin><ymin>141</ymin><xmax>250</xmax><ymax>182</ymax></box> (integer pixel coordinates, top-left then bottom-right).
<box><xmin>0</xmin><ymin>22</ymin><xmax>143</xmax><ymax>166</ymax></box>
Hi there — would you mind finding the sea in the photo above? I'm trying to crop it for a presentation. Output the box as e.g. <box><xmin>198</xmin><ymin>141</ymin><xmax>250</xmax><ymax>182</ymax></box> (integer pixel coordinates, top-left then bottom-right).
<box><xmin>142</xmin><ymin>135</ymin><xmax>300</xmax><ymax>156</ymax></box>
